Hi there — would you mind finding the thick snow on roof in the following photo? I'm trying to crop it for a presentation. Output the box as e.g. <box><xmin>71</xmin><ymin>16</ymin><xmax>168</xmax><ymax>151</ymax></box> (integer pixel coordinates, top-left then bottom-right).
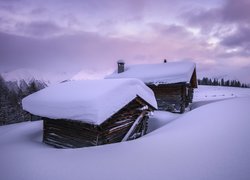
<box><xmin>22</xmin><ymin>79</ymin><xmax>157</xmax><ymax>125</ymax></box>
<box><xmin>106</xmin><ymin>61</ymin><xmax>196</xmax><ymax>85</ymax></box>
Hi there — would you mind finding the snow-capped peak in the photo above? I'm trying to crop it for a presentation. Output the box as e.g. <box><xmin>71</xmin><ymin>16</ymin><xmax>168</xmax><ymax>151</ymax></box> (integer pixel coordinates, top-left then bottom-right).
<box><xmin>1</xmin><ymin>68</ymin><xmax>75</xmax><ymax>85</ymax></box>
<box><xmin>1</xmin><ymin>68</ymin><xmax>49</xmax><ymax>85</ymax></box>
<box><xmin>71</xmin><ymin>69</ymin><xmax>112</xmax><ymax>80</ymax></box>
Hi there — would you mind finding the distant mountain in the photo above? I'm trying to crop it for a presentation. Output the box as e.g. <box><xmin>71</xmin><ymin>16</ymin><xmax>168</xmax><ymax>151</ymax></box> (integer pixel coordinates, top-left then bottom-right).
<box><xmin>71</xmin><ymin>69</ymin><xmax>110</xmax><ymax>80</ymax></box>
<box><xmin>1</xmin><ymin>68</ymin><xmax>48</xmax><ymax>84</ymax></box>
<box><xmin>1</xmin><ymin>68</ymin><xmax>74</xmax><ymax>84</ymax></box>
<box><xmin>1</xmin><ymin>69</ymin><xmax>46</xmax><ymax>93</ymax></box>
<box><xmin>0</xmin><ymin>68</ymin><xmax>76</xmax><ymax>92</ymax></box>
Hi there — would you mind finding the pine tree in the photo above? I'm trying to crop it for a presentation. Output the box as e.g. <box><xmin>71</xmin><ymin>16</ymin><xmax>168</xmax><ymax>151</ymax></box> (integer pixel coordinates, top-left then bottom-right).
<box><xmin>221</xmin><ymin>78</ymin><xmax>224</xmax><ymax>86</ymax></box>
<box><xmin>28</xmin><ymin>81</ymin><xmax>38</xmax><ymax>94</ymax></box>
<box><xmin>208</xmin><ymin>78</ymin><xmax>212</xmax><ymax>85</ymax></box>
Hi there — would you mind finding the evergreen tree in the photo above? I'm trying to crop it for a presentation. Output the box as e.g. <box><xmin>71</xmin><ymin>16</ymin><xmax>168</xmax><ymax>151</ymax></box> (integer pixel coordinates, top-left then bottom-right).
<box><xmin>238</xmin><ymin>81</ymin><xmax>241</xmax><ymax>87</ymax></box>
<box><xmin>208</xmin><ymin>78</ymin><xmax>212</xmax><ymax>85</ymax></box>
<box><xmin>221</xmin><ymin>78</ymin><xmax>224</xmax><ymax>86</ymax></box>
<box><xmin>198</xmin><ymin>76</ymin><xmax>249</xmax><ymax>88</ymax></box>
<box><xmin>28</xmin><ymin>81</ymin><xmax>38</xmax><ymax>94</ymax></box>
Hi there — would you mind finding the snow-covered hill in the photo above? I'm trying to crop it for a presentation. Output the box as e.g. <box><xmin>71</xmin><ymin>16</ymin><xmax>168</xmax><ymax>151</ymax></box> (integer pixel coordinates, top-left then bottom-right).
<box><xmin>0</xmin><ymin>86</ymin><xmax>250</xmax><ymax>180</ymax></box>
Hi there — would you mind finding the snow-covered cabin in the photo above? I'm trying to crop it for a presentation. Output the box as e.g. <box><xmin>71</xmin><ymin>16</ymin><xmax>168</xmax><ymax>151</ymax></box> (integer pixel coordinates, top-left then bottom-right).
<box><xmin>22</xmin><ymin>79</ymin><xmax>157</xmax><ymax>148</ymax></box>
<box><xmin>106</xmin><ymin>61</ymin><xmax>197</xmax><ymax>113</ymax></box>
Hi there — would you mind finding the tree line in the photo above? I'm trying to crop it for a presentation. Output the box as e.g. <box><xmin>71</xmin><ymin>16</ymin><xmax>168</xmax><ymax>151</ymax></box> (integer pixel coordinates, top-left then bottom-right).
<box><xmin>198</xmin><ymin>77</ymin><xmax>250</xmax><ymax>88</ymax></box>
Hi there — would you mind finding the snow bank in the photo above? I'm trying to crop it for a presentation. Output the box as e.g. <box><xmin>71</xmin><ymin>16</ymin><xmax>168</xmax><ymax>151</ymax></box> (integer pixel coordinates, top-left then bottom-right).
<box><xmin>22</xmin><ymin>79</ymin><xmax>157</xmax><ymax>125</ymax></box>
<box><xmin>1</xmin><ymin>97</ymin><xmax>250</xmax><ymax>180</ymax></box>
<box><xmin>147</xmin><ymin>111</ymin><xmax>180</xmax><ymax>133</ymax></box>
<box><xmin>194</xmin><ymin>85</ymin><xmax>250</xmax><ymax>102</ymax></box>
<box><xmin>106</xmin><ymin>61</ymin><xmax>196</xmax><ymax>84</ymax></box>
<box><xmin>191</xmin><ymin>85</ymin><xmax>250</xmax><ymax>109</ymax></box>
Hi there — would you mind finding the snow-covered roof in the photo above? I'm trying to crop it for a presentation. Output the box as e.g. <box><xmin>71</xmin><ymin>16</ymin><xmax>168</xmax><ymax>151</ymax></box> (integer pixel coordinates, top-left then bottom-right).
<box><xmin>22</xmin><ymin>79</ymin><xmax>157</xmax><ymax>125</ymax></box>
<box><xmin>106</xmin><ymin>61</ymin><xmax>196</xmax><ymax>85</ymax></box>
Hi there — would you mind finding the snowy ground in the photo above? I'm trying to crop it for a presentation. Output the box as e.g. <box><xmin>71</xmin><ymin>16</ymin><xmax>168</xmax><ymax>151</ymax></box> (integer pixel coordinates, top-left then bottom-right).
<box><xmin>191</xmin><ymin>85</ymin><xmax>250</xmax><ymax>109</ymax></box>
<box><xmin>1</xmin><ymin>85</ymin><xmax>250</xmax><ymax>180</ymax></box>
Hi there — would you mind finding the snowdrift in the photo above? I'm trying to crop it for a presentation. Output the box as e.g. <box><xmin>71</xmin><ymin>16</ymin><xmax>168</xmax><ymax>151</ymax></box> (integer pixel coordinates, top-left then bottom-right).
<box><xmin>1</xmin><ymin>97</ymin><xmax>250</xmax><ymax>180</ymax></box>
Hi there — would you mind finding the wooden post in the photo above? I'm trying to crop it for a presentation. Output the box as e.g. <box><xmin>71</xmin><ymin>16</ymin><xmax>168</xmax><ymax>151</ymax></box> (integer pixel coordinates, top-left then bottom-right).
<box><xmin>121</xmin><ymin>112</ymin><xmax>145</xmax><ymax>142</ymax></box>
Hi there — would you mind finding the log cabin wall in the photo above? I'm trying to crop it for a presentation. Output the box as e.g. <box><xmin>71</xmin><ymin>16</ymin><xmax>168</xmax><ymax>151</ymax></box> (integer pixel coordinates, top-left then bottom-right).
<box><xmin>43</xmin><ymin>96</ymin><xmax>154</xmax><ymax>148</ymax></box>
<box><xmin>148</xmin><ymin>84</ymin><xmax>193</xmax><ymax>113</ymax></box>
<box><xmin>99</xmin><ymin>96</ymin><xmax>153</xmax><ymax>144</ymax></box>
<box><xmin>43</xmin><ymin>119</ymin><xmax>100</xmax><ymax>148</ymax></box>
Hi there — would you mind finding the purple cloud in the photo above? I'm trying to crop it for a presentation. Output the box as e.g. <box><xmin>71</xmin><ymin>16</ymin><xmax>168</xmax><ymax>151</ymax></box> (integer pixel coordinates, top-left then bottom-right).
<box><xmin>222</xmin><ymin>0</ymin><xmax>250</xmax><ymax>23</ymax></box>
<box><xmin>149</xmin><ymin>23</ymin><xmax>190</xmax><ymax>37</ymax></box>
<box><xmin>0</xmin><ymin>24</ymin><xmax>209</xmax><ymax>72</ymax></box>
<box><xmin>15</xmin><ymin>21</ymin><xmax>62</xmax><ymax>37</ymax></box>
<box><xmin>182</xmin><ymin>0</ymin><xmax>250</xmax><ymax>59</ymax></box>
<box><xmin>0</xmin><ymin>0</ymin><xmax>249</xmax><ymax>82</ymax></box>
<box><xmin>183</xmin><ymin>0</ymin><xmax>250</xmax><ymax>30</ymax></box>
<box><xmin>221</xmin><ymin>25</ymin><xmax>250</xmax><ymax>47</ymax></box>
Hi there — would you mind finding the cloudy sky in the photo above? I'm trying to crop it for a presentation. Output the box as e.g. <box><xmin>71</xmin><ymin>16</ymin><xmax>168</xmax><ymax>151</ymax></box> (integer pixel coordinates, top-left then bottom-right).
<box><xmin>0</xmin><ymin>0</ymin><xmax>250</xmax><ymax>82</ymax></box>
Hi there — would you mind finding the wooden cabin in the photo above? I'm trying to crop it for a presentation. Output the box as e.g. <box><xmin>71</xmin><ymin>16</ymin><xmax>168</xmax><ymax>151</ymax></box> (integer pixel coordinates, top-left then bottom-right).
<box><xmin>106</xmin><ymin>61</ymin><xmax>197</xmax><ymax>113</ymax></box>
<box><xmin>22</xmin><ymin>79</ymin><xmax>157</xmax><ymax>148</ymax></box>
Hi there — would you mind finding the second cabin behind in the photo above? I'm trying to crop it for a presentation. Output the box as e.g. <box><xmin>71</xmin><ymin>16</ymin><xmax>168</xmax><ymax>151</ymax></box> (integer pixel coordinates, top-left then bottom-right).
<box><xmin>106</xmin><ymin>61</ymin><xmax>197</xmax><ymax>113</ymax></box>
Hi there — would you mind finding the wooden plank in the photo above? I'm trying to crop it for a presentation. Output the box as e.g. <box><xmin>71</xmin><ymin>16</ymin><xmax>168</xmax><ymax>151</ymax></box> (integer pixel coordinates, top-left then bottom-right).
<box><xmin>43</xmin><ymin>96</ymin><xmax>153</xmax><ymax>148</ymax></box>
<box><xmin>122</xmin><ymin>112</ymin><xmax>145</xmax><ymax>141</ymax></box>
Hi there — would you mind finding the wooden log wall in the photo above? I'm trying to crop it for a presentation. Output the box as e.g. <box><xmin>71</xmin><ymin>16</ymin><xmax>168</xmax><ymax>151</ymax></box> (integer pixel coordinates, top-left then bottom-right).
<box><xmin>43</xmin><ymin>96</ymin><xmax>153</xmax><ymax>148</ymax></box>
<box><xmin>148</xmin><ymin>84</ymin><xmax>193</xmax><ymax>113</ymax></box>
